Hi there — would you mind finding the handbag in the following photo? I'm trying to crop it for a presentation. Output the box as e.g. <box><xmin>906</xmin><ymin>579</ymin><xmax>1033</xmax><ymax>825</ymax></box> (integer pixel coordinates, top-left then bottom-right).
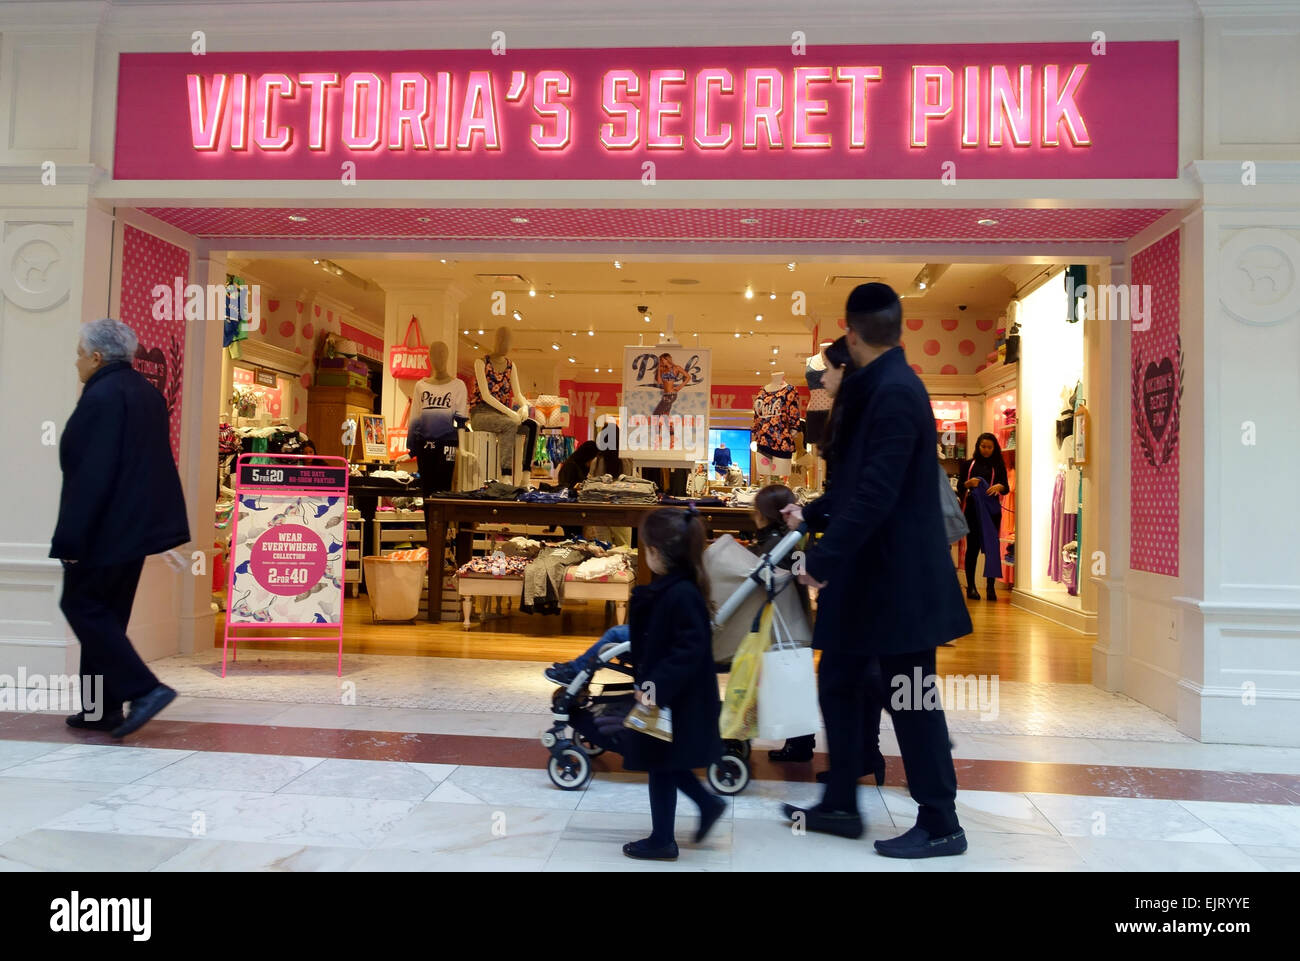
<box><xmin>940</xmin><ymin>461</ymin><xmax>969</xmax><ymax>544</ymax></box>
<box><xmin>757</xmin><ymin>603</ymin><xmax>820</xmax><ymax>740</ymax></box>
<box><xmin>389</xmin><ymin>317</ymin><xmax>431</xmax><ymax>380</ymax></box>
<box><xmin>387</xmin><ymin>400</ymin><xmax>413</xmax><ymax>464</ymax></box>
<box><xmin>720</xmin><ymin>605</ymin><xmax>769</xmax><ymax>740</ymax></box>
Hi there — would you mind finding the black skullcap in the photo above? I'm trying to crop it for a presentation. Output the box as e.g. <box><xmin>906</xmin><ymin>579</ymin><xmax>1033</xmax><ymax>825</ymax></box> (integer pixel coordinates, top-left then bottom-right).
<box><xmin>846</xmin><ymin>282</ymin><xmax>901</xmax><ymax>315</ymax></box>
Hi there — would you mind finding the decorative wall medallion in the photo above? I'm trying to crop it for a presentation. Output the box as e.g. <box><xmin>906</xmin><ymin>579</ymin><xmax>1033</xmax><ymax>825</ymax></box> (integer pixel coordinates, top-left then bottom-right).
<box><xmin>1219</xmin><ymin>227</ymin><xmax>1300</xmax><ymax>326</ymax></box>
<box><xmin>0</xmin><ymin>224</ymin><xmax>71</xmax><ymax>311</ymax></box>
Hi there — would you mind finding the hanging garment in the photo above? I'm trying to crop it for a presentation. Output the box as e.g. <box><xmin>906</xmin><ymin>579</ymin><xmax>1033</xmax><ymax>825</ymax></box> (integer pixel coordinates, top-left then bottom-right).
<box><xmin>967</xmin><ymin>478</ymin><xmax>1002</xmax><ymax>579</ymax></box>
<box><xmin>752</xmin><ymin>382</ymin><xmax>802</xmax><ymax>459</ymax></box>
<box><xmin>1047</xmin><ymin>471</ymin><xmax>1066</xmax><ymax>583</ymax></box>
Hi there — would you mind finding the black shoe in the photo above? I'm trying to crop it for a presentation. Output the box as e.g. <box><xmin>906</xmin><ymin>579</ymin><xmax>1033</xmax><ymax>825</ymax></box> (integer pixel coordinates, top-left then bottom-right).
<box><xmin>544</xmin><ymin>663</ymin><xmax>578</xmax><ymax>685</ymax></box>
<box><xmin>66</xmin><ymin>711</ymin><xmax>124</xmax><ymax>732</ymax></box>
<box><xmin>623</xmin><ymin>838</ymin><xmax>679</xmax><ymax>861</ymax></box>
<box><xmin>966</xmin><ymin>585</ymin><xmax>980</xmax><ymax>600</ymax></box>
<box><xmin>781</xmin><ymin>803</ymin><xmax>864</xmax><ymax>839</ymax></box>
<box><xmin>874</xmin><ymin>825</ymin><xmax>967</xmax><ymax>859</ymax></box>
<box><xmin>986</xmin><ymin>579</ymin><xmax>998</xmax><ymax>602</ymax></box>
<box><xmin>111</xmin><ymin>685</ymin><xmax>177</xmax><ymax>738</ymax></box>
<box><xmin>767</xmin><ymin>742</ymin><xmax>815</xmax><ymax>763</ymax></box>
<box><xmin>695</xmin><ymin>796</ymin><xmax>726</xmax><ymax>844</ymax></box>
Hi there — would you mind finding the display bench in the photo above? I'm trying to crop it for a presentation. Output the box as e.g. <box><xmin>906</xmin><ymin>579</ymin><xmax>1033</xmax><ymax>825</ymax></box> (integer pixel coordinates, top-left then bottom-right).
<box><xmin>421</xmin><ymin>499</ymin><xmax>760</xmax><ymax>622</ymax></box>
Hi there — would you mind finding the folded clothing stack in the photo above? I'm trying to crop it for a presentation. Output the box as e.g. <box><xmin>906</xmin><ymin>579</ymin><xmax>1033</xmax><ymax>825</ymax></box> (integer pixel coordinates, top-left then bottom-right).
<box><xmin>498</xmin><ymin>536</ymin><xmax>543</xmax><ymax>558</ymax></box>
<box><xmin>457</xmin><ymin>555</ymin><xmax>528</xmax><ymax>578</ymax></box>
<box><xmin>568</xmin><ymin>552</ymin><xmax>636</xmax><ymax>582</ymax></box>
<box><xmin>577</xmin><ymin>473</ymin><xmax>659</xmax><ymax>504</ymax></box>
<box><xmin>790</xmin><ymin>487</ymin><xmax>820</xmax><ymax>505</ymax></box>
<box><xmin>519</xmin><ymin>488</ymin><xmax>574</xmax><ymax>504</ymax></box>
<box><xmin>441</xmin><ymin>480</ymin><xmax>524</xmax><ymax>501</ymax></box>
<box><xmin>727</xmin><ymin>486</ymin><xmax>762</xmax><ymax>507</ymax></box>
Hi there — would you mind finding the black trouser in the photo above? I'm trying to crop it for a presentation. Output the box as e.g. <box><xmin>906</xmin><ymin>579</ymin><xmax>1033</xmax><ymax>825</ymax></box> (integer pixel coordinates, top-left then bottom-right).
<box><xmin>817</xmin><ymin>652</ymin><xmax>885</xmax><ymax>811</ymax></box>
<box><xmin>58</xmin><ymin>558</ymin><xmax>159</xmax><ymax>717</ymax></box>
<box><xmin>784</xmin><ymin>674</ymin><xmax>882</xmax><ymax>757</ymax></box>
<box><xmin>648</xmin><ymin>769</ymin><xmax>714</xmax><ymax>845</ymax></box>
<box><xmin>417</xmin><ymin>432</ymin><xmax>459</xmax><ymax>494</ymax></box>
<box><xmin>819</xmin><ymin>648</ymin><xmax>959</xmax><ymax>835</ymax></box>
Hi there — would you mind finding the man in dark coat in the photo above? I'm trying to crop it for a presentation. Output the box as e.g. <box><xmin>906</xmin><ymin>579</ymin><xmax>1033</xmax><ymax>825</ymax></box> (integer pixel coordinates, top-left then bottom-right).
<box><xmin>51</xmin><ymin>318</ymin><xmax>188</xmax><ymax>737</ymax></box>
<box><xmin>783</xmin><ymin>284</ymin><xmax>973</xmax><ymax>858</ymax></box>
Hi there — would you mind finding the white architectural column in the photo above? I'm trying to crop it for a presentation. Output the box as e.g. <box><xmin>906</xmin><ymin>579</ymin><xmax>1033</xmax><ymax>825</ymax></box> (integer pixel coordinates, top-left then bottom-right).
<box><xmin>1176</xmin><ymin>166</ymin><xmax>1300</xmax><ymax>745</ymax></box>
<box><xmin>379</xmin><ymin>284</ymin><xmax>467</xmax><ymax>429</ymax></box>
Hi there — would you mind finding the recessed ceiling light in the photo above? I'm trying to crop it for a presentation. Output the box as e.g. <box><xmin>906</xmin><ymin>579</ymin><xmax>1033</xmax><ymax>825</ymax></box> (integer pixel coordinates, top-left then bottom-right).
<box><xmin>613</xmin><ymin>261</ymin><xmax>622</xmax><ymax>269</ymax></box>
<box><xmin>417</xmin><ymin>217</ymin><xmax>431</xmax><ymax>223</ymax></box>
<box><xmin>551</xmin><ymin>343</ymin><xmax>560</xmax><ymax>350</ymax></box>
<box><xmin>472</xmin><ymin>343</ymin><xmax>480</xmax><ymax>350</ymax></box>
<box><xmin>439</xmin><ymin>258</ymin><xmax>447</xmax><ymax>264</ymax></box>
<box><xmin>819</xmin><ymin>340</ymin><xmax>834</xmax><ymax>347</ymax></box>
<box><xmin>748</xmin><ymin>330</ymin><xmax>754</xmax><ymax>335</ymax></box>
<box><xmin>854</xmin><ymin>218</ymin><xmax>869</xmax><ymax>225</ymax></box>
<box><xmin>918</xmin><ymin>282</ymin><xmax>927</xmax><ymax>290</ymax></box>
<box><xmin>754</xmin><ymin>370</ymin><xmax>761</xmax><ymax>375</ymax></box>
<box><xmin>770</xmin><ymin>359</ymin><xmax>777</xmax><ymax>365</ymax></box>
<box><xmin>755</xmin><ymin>314</ymin><xmax>763</xmax><ymax>321</ymax></box>
<box><xmin>567</xmin><ymin>357</ymin><xmax>575</xmax><ymax>363</ymax></box>
<box><xmin>740</xmin><ymin>217</ymin><xmax>759</xmax><ymax>225</ymax></box>
<box><xmin>548</xmin><ymin>292</ymin><xmax>556</xmax><ymax>299</ymax></box>
<box><xmin>587</xmin><ymin>329</ymin><xmax>594</xmax><ymax>336</ymax></box>
<box><xmin>529</xmin><ymin>288</ymin><xmax>536</xmax><ymax>297</ymax></box>
<box><xmin>769</xmin><ymin>292</ymin><xmax>777</xmax><ymax>300</ymax></box>
<box><xmin>744</xmin><ymin>286</ymin><xmax>754</xmax><ymax>300</ymax></box>
<box><xmin>772</xmin><ymin>347</ymin><xmax>779</xmax><ymax>355</ymax></box>
<box><xmin>977</xmin><ymin>218</ymin><xmax>999</xmax><ymax>226</ymax></box>
<box><xmin>786</xmin><ymin>262</ymin><xmax>796</xmax><ymax>269</ymax></box>
<box><xmin>512</xmin><ymin>310</ymin><xmax>522</xmax><ymax>321</ymax></box>
<box><xmin>288</xmin><ymin>215</ymin><xmax>308</xmax><ymax>222</ymax></box>
<box><xmin>571</xmin><ymin>331</ymin><xmax>577</xmax><ymax>336</ymax></box>
<box><xmin>477</xmin><ymin>328</ymin><xmax>484</xmax><ymax>335</ymax></box>
<box><xmin>311</xmin><ymin>258</ymin><xmax>320</xmax><ymax>265</ymax></box>
<box><xmin>463</xmin><ymin>329</ymin><xmax>469</xmax><ymax>335</ymax></box>
<box><xmin>511</xmin><ymin>216</ymin><xmax>529</xmax><ymax>224</ymax></box>
<box><xmin>734</xmin><ymin>331</ymin><xmax>740</xmax><ymax>338</ymax></box>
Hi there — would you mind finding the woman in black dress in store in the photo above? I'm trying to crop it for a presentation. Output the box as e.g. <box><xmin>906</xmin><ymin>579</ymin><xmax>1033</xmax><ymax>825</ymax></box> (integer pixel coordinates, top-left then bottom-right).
<box><xmin>960</xmin><ymin>432</ymin><xmax>1010</xmax><ymax>601</ymax></box>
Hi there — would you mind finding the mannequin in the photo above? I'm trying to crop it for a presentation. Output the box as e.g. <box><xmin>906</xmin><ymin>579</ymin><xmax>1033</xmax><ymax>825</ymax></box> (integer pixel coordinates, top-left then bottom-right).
<box><xmin>804</xmin><ymin>350</ymin><xmax>832</xmax><ymax>447</ymax></box>
<box><xmin>752</xmin><ymin>371</ymin><xmax>799</xmax><ymax>480</ymax></box>
<box><xmin>410</xmin><ymin>342</ymin><xmax>468</xmax><ymax>494</ymax></box>
<box><xmin>468</xmin><ymin>326</ymin><xmax>539</xmax><ymax>480</ymax></box>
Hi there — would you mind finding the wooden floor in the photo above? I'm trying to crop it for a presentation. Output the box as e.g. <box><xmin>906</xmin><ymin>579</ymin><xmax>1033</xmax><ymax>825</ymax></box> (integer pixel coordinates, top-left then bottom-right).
<box><xmin>213</xmin><ymin>594</ymin><xmax>1094</xmax><ymax>684</ymax></box>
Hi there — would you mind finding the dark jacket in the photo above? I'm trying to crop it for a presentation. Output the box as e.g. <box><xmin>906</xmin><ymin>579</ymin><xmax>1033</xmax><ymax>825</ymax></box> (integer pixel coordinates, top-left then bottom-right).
<box><xmin>802</xmin><ymin>347</ymin><xmax>972</xmax><ymax>655</ymax></box>
<box><xmin>622</xmin><ymin>571</ymin><xmax>723</xmax><ymax>772</ymax></box>
<box><xmin>958</xmin><ymin>455</ymin><xmax>1009</xmax><ymax>514</ymax></box>
<box><xmin>50</xmin><ymin>362</ymin><xmax>190</xmax><ymax>565</ymax></box>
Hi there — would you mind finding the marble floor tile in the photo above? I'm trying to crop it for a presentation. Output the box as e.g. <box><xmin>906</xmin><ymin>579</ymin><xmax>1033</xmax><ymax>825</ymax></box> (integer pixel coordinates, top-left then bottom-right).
<box><xmin>1026</xmin><ymin>794</ymin><xmax>1231</xmax><ymax>843</ymax></box>
<box><xmin>0</xmin><ymin>828</ymin><xmax>191</xmax><ymax>872</ymax></box>
<box><xmin>278</xmin><ymin>758</ymin><xmax>456</xmax><ymax>801</ymax></box>
<box><xmin>159</xmin><ymin>698</ymin><xmax>295</xmax><ymax>725</ymax></box>
<box><xmin>728</xmin><ymin>778</ymin><xmax>892</xmax><ymax>826</ymax></box>
<box><xmin>0</xmin><ymin>739</ymin><xmax>66</xmax><ymax>772</ymax></box>
<box><xmin>544</xmin><ymin>856</ymin><xmax>713</xmax><ymax>873</ymax></box>
<box><xmin>880</xmin><ymin>786</ymin><xmax>1061</xmax><ymax>836</ymax></box>
<box><xmin>1063</xmin><ymin>836</ymin><xmax>1264</xmax><ymax>872</ymax></box>
<box><xmin>570</xmin><ymin>772</ymin><xmax>738</xmax><ymax>820</ymax></box>
<box><xmin>0</xmin><ymin>778</ymin><xmax>127</xmax><ymax>845</ymax></box>
<box><xmin>136</xmin><ymin>752</ymin><xmax>326</xmax><ymax>793</ymax></box>
<box><xmin>351</xmin><ymin>849</ymin><xmax>548</xmax><ymax>872</ymax></box>
<box><xmin>908</xmin><ymin>829</ymin><xmax>1086</xmax><ymax>872</ymax></box>
<box><xmin>153</xmin><ymin>839</ymin><xmax>370</xmax><ymax>872</ymax></box>
<box><xmin>1176</xmin><ymin>800</ymin><xmax>1300</xmax><ymax>847</ymax></box>
<box><xmin>44</xmin><ymin>784</ymin><xmax>420</xmax><ymax>849</ymax></box>
<box><xmin>1</xmin><ymin>744</ymin><xmax>193</xmax><ymax>784</ymax></box>
<box><xmin>427</xmin><ymin>764</ymin><xmax>584</xmax><ymax>811</ymax></box>
<box><xmin>1235</xmin><ymin>845</ymin><xmax>1300</xmax><ymax>872</ymax></box>
<box><xmin>375</xmin><ymin>801</ymin><xmax>571</xmax><ymax>860</ymax></box>
<box><xmin>729</xmin><ymin>815</ymin><xmax>914</xmax><ymax>872</ymax></box>
<box><xmin>551</xmin><ymin>809</ymin><xmax>732</xmax><ymax>867</ymax></box>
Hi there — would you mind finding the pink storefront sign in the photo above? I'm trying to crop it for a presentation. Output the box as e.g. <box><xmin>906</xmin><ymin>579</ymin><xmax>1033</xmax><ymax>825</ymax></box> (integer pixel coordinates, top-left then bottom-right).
<box><xmin>114</xmin><ymin>42</ymin><xmax>1177</xmax><ymax>181</ymax></box>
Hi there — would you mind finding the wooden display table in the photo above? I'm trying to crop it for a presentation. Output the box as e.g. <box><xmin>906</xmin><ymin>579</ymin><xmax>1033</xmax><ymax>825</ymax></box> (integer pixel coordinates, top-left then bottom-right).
<box><xmin>562</xmin><ymin>570</ymin><xmax>634</xmax><ymax>624</ymax></box>
<box><xmin>420</xmin><ymin>499</ymin><xmax>759</xmax><ymax>622</ymax></box>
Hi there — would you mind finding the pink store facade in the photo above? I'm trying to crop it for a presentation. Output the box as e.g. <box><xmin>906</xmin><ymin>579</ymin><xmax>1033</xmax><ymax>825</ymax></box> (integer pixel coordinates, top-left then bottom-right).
<box><xmin>1</xmin><ymin>0</ymin><xmax>1298</xmax><ymax>746</ymax></box>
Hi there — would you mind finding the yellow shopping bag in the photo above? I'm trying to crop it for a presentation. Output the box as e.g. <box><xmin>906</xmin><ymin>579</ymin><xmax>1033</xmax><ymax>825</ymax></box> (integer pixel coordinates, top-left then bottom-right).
<box><xmin>720</xmin><ymin>605</ymin><xmax>772</xmax><ymax>740</ymax></box>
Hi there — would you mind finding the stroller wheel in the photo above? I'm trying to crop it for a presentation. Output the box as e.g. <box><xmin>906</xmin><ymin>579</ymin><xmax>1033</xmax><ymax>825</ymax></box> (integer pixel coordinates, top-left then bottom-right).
<box><xmin>707</xmin><ymin>752</ymin><xmax>750</xmax><ymax>795</ymax></box>
<box><xmin>547</xmin><ymin>748</ymin><xmax>592</xmax><ymax>790</ymax></box>
<box><xmin>724</xmin><ymin>739</ymin><xmax>751</xmax><ymax>761</ymax></box>
<box><xmin>572</xmin><ymin>731</ymin><xmax>605</xmax><ymax>757</ymax></box>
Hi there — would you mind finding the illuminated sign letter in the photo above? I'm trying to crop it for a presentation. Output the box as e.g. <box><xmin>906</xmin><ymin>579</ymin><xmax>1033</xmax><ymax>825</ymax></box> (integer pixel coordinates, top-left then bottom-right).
<box><xmin>229</xmin><ymin>74</ymin><xmax>249</xmax><ymax>150</ymax></box>
<box><xmin>793</xmin><ymin>66</ymin><xmax>833</xmax><ymax>148</ymax></box>
<box><xmin>1042</xmin><ymin>64</ymin><xmax>1091</xmax><ymax>146</ymax></box>
<box><xmin>253</xmin><ymin>73</ymin><xmax>295</xmax><ymax>150</ymax></box>
<box><xmin>600</xmin><ymin>70</ymin><xmax>641</xmax><ymax>150</ymax></box>
<box><xmin>647</xmin><ymin>68</ymin><xmax>687</xmax><ymax>149</ymax></box>
<box><xmin>458</xmin><ymin>71</ymin><xmax>500</xmax><ymax>149</ymax></box>
<box><xmin>834</xmin><ymin>66</ymin><xmax>882</xmax><ymax>149</ymax></box>
<box><xmin>961</xmin><ymin>65</ymin><xmax>979</xmax><ymax>147</ymax></box>
<box><xmin>299</xmin><ymin>73</ymin><xmax>339</xmax><ymax>150</ymax></box>
<box><xmin>910</xmin><ymin>66</ymin><xmax>952</xmax><ymax>147</ymax></box>
<box><xmin>342</xmin><ymin>72</ymin><xmax>383</xmax><ymax>150</ymax></box>
<box><xmin>531</xmin><ymin>70</ymin><xmax>572</xmax><ymax>150</ymax></box>
<box><xmin>743</xmin><ymin>68</ymin><xmax>784</xmax><ymax>148</ymax></box>
<box><xmin>693</xmin><ymin>69</ymin><xmax>734</xmax><ymax>149</ymax></box>
<box><xmin>187</xmin><ymin>74</ymin><xmax>229</xmax><ymax>150</ymax></box>
<box><xmin>989</xmin><ymin>65</ymin><xmax>1032</xmax><ymax>146</ymax></box>
<box><xmin>389</xmin><ymin>72</ymin><xmax>430</xmax><ymax>149</ymax></box>
<box><xmin>433</xmin><ymin>72</ymin><xmax>452</xmax><ymax>149</ymax></box>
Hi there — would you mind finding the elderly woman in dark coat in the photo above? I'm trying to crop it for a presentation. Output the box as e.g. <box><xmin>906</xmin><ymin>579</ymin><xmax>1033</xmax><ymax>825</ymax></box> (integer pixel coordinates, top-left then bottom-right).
<box><xmin>620</xmin><ymin>507</ymin><xmax>726</xmax><ymax>861</ymax></box>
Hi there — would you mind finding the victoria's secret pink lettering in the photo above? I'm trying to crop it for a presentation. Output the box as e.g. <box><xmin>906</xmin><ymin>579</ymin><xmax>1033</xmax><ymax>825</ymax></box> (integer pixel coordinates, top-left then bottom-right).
<box><xmin>185</xmin><ymin>63</ymin><xmax>1092</xmax><ymax>154</ymax></box>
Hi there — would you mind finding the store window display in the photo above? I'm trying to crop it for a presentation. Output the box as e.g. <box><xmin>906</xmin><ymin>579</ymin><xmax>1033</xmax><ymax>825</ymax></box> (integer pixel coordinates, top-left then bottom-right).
<box><xmin>409</xmin><ymin>342</ymin><xmax>468</xmax><ymax>494</ymax></box>
<box><xmin>751</xmin><ymin>371</ymin><xmax>801</xmax><ymax>481</ymax></box>
<box><xmin>468</xmin><ymin>326</ymin><xmax>539</xmax><ymax>480</ymax></box>
<box><xmin>804</xmin><ymin>350</ymin><xmax>832</xmax><ymax>447</ymax></box>
<box><xmin>959</xmin><ymin>432</ymin><xmax>1009</xmax><ymax>601</ymax></box>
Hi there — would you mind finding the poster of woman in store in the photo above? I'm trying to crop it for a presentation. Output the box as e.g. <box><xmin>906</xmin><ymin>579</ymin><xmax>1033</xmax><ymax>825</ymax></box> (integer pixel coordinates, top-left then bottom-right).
<box><xmin>622</xmin><ymin>346</ymin><xmax>711</xmax><ymax>455</ymax></box>
<box><xmin>361</xmin><ymin>414</ymin><xmax>388</xmax><ymax>459</ymax></box>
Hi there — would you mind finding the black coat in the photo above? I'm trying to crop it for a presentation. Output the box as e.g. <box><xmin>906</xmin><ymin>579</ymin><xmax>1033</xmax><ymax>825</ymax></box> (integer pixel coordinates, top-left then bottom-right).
<box><xmin>50</xmin><ymin>362</ymin><xmax>190</xmax><ymax>566</ymax></box>
<box><xmin>803</xmin><ymin>347</ymin><xmax>972</xmax><ymax>656</ymax></box>
<box><xmin>621</xmin><ymin>571</ymin><xmax>723</xmax><ymax>772</ymax></box>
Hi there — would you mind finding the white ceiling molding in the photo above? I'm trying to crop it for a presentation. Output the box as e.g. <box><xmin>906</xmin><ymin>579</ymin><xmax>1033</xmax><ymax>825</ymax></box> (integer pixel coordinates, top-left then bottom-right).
<box><xmin>231</xmin><ymin>338</ymin><xmax>309</xmax><ymax>377</ymax></box>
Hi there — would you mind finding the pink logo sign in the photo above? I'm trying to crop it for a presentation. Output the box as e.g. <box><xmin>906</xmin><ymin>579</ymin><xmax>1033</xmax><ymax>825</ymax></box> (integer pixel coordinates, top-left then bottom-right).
<box><xmin>250</xmin><ymin>523</ymin><xmax>328</xmax><ymax>596</ymax></box>
<box><xmin>114</xmin><ymin>42</ymin><xmax>1177</xmax><ymax>181</ymax></box>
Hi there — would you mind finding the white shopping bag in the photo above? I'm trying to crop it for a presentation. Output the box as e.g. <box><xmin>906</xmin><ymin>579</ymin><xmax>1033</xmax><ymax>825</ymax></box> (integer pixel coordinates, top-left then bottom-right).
<box><xmin>757</xmin><ymin>604</ymin><xmax>820</xmax><ymax>740</ymax></box>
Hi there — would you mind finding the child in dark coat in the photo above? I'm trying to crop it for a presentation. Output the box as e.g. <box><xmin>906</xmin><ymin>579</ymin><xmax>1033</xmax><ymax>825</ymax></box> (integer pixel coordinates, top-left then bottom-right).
<box><xmin>621</xmin><ymin>507</ymin><xmax>727</xmax><ymax>861</ymax></box>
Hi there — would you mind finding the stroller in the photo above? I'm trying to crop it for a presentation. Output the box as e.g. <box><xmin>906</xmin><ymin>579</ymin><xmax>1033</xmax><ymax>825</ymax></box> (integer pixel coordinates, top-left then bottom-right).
<box><xmin>542</xmin><ymin>525</ymin><xmax>809</xmax><ymax>794</ymax></box>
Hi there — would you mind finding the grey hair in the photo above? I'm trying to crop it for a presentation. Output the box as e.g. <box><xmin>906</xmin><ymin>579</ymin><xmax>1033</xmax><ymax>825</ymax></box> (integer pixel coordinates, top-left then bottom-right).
<box><xmin>80</xmin><ymin>318</ymin><xmax>139</xmax><ymax>364</ymax></box>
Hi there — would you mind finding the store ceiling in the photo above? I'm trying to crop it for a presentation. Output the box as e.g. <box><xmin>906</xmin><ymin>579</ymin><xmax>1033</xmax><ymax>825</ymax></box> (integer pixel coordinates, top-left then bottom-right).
<box><xmin>233</xmin><ymin>255</ymin><xmax>1039</xmax><ymax>381</ymax></box>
